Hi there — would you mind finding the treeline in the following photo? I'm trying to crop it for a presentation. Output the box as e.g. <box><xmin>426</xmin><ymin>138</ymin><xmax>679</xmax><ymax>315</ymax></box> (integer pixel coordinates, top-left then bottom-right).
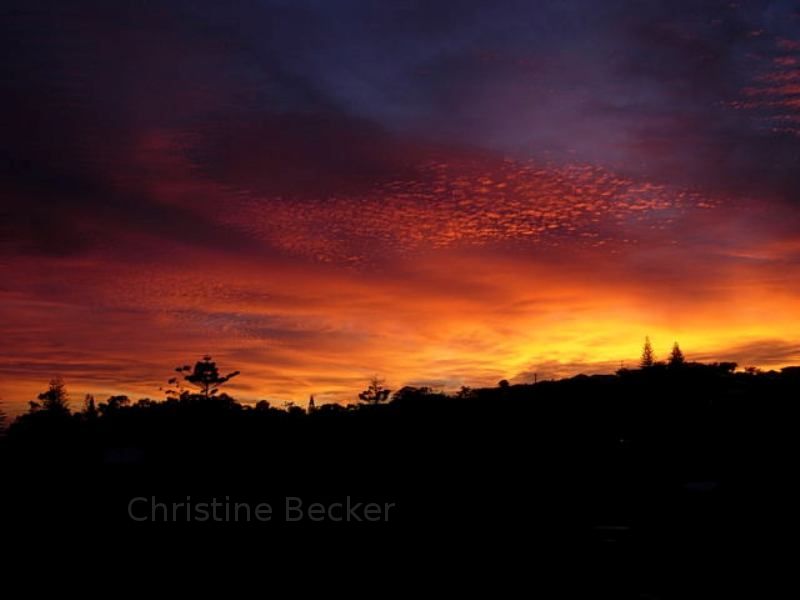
<box><xmin>3</xmin><ymin>344</ymin><xmax>790</xmax><ymax>427</ymax></box>
<box><xmin>3</xmin><ymin>351</ymin><xmax>799</xmax><ymax>461</ymax></box>
<box><xmin>3</xmin><ymin>348</ymin><xmax>795</xmax><ymax>592</ymax></box>
<box><xmin>2</xmin><ymin>350</ymin><xmax>798</xmax><ymax>560</ymax></box>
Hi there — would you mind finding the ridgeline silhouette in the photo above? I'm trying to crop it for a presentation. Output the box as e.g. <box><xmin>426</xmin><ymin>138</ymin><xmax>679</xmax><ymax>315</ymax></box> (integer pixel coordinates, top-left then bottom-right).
<box><xmin>3</xmin><ymin>348</ymin><xmax>798</xmax><ymax>470</ymax></box>
<box><xmin>1</xmin><ymin>346</ymin><xmax>796</xmax><ymax>586</ymax></box>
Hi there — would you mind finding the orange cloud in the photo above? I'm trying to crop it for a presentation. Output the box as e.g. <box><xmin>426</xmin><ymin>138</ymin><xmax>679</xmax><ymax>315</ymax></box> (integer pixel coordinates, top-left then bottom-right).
<box><xmin>3</xmin><ymin>127</ymin><xmax>800</xmax><ymax>417</ymax></box>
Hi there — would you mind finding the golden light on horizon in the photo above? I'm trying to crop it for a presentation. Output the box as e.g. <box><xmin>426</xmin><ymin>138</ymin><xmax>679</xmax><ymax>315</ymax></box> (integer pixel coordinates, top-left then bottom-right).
<box><xmin>3</xmin><ymin>173</ymin><xmax>800</xmax><ymax>415</ymax></box>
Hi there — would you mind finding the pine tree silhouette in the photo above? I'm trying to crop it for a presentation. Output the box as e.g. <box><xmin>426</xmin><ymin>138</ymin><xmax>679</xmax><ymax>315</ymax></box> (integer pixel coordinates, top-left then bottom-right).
<box><xmin>29</xmin><ymin>378</ymin><xmax>70</xmax><ymax>415</ymax></box>
<box><xmin>641</xmin><ymin>337</ymin><xmax>655</xmax><ymax>368</ymax></box>
<box><xmin>83</xmin><ymin>394</ymin><xmax>98</xmax><ymax>419</ymax></box>
<box><xmin>669</xmin><ymin>342</ymin><xmax>685</xmax><ymax>367</ymax></box>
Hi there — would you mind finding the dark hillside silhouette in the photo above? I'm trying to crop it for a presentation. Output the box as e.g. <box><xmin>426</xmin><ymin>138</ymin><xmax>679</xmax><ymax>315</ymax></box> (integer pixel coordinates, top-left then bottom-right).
<box><xmin>1</xmin><ymin>353</ymin><xmax>797</xmax><ymax>594</ymax></box>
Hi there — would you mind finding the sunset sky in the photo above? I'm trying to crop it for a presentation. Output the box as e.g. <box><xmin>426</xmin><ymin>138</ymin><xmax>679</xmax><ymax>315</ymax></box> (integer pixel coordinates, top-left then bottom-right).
<box><xmin>3</xmin><ymin>1</ymin><xmax>800</xmax><ymax>412</ymax></box>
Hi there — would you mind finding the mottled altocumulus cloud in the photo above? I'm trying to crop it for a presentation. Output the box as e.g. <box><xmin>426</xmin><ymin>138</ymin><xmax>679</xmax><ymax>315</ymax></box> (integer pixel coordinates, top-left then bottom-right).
<box><xmin>2</xmin><ymin>1</ymin><xmax>800</xmax><ymax>412</ymax></box>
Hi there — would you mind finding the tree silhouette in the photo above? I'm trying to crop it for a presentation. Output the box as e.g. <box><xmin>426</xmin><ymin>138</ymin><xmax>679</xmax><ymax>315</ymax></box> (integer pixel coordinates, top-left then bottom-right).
<box><xmin>358</xmin><ymin>377</ymin><xmax>391</xmax><ymax>405</ymax></box>
<box><xmin>83</xmin><ymin>394</ymin><xmax>98</xmax><ymax>419</ymax></box>
<box><xmin>99</xmin><ymin>395</ymin><xmax>130</xmax><ymax>415</ymax></box>
<box><xmin>456</xmin><ymin>386</ymin><xmax>475</xmax><ymax>400</ymax></box>
<box><xmin>29</xmin><ymin>377</ymin><xmax>70</xmax><ymax>415</ymax></box>
<box><xmin>392</xmin><ymin>386</ymin><xmax>435</xmax><ymax>404</ymax></box>
<box><xmin>640</xmin><ymin>337</ymin><xmax>655</xmax><ymax>368</ymax></box>
<box><xmin>669</xmin><ymin>342</ymin><xmax>685</xmax><ymax>367</ymax></box>
<box><xmin>135</xmin><ymin>398</ymin><xmax>158</xmax><ymax>408</ymax></box>
<box><xmin>169</xmin><ymin>356</ymin><xmax>240</xmax><ymax>400</ymax></box>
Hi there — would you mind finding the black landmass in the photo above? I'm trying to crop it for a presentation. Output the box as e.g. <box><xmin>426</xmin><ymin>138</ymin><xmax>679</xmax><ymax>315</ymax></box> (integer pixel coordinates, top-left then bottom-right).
<box><xmin>1</xmin><ymin>361</ymin><xmax>796</xmax><ymax>595</ymax></box>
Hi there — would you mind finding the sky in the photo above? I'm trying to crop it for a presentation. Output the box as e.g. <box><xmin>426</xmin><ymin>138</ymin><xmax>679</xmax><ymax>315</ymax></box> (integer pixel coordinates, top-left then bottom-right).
<box><xmin>2</xmin><ymin>0</ymin><xmax>800</xmax><ymax>412</ymax></box>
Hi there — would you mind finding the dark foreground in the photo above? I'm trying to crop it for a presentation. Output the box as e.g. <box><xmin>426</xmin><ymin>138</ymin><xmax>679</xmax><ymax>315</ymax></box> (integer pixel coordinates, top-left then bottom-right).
<box><xmin>1</xmin><ymin>364</ymin><xmax>796</xmax><ymax>596</ymax></box>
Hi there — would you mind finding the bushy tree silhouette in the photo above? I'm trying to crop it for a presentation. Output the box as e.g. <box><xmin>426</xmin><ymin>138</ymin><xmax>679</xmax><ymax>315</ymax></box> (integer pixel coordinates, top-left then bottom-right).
<box><xmin>456</xmin><ymin>386</ymin><xmax>475</xmax><ymax>399</ymax></box>
<box><xmin>358</xmin><ymin>377</ymin><xmax>391</xmax><ymax>405</ymax></box>
<box><xmin>99</xmin><ymin>395</ymin><xmax>130</xmax><ymax>415</ymax></box>
<box><xmin>640</xmin><ymin>337</ymin><xmax>655</xmax><ymax>368</ymax></box>
<box><xmin>29</xmin><ymin>378</ymin><xmax>70</xmax><ymax>415</ymax></box>
<box><xmin>168</xmin><ymin>356</ymin><xmax>240</xmax><ymax>400</ymax></box>
<box><xmin>669</xmin><ymin>342</ymin><xmax>685</xmax><ymax>367</ymax></box>
<box><xmin>135</xmin><ymin>398</ymin><xmax>158</xmax><ymax>408</ymax></box>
